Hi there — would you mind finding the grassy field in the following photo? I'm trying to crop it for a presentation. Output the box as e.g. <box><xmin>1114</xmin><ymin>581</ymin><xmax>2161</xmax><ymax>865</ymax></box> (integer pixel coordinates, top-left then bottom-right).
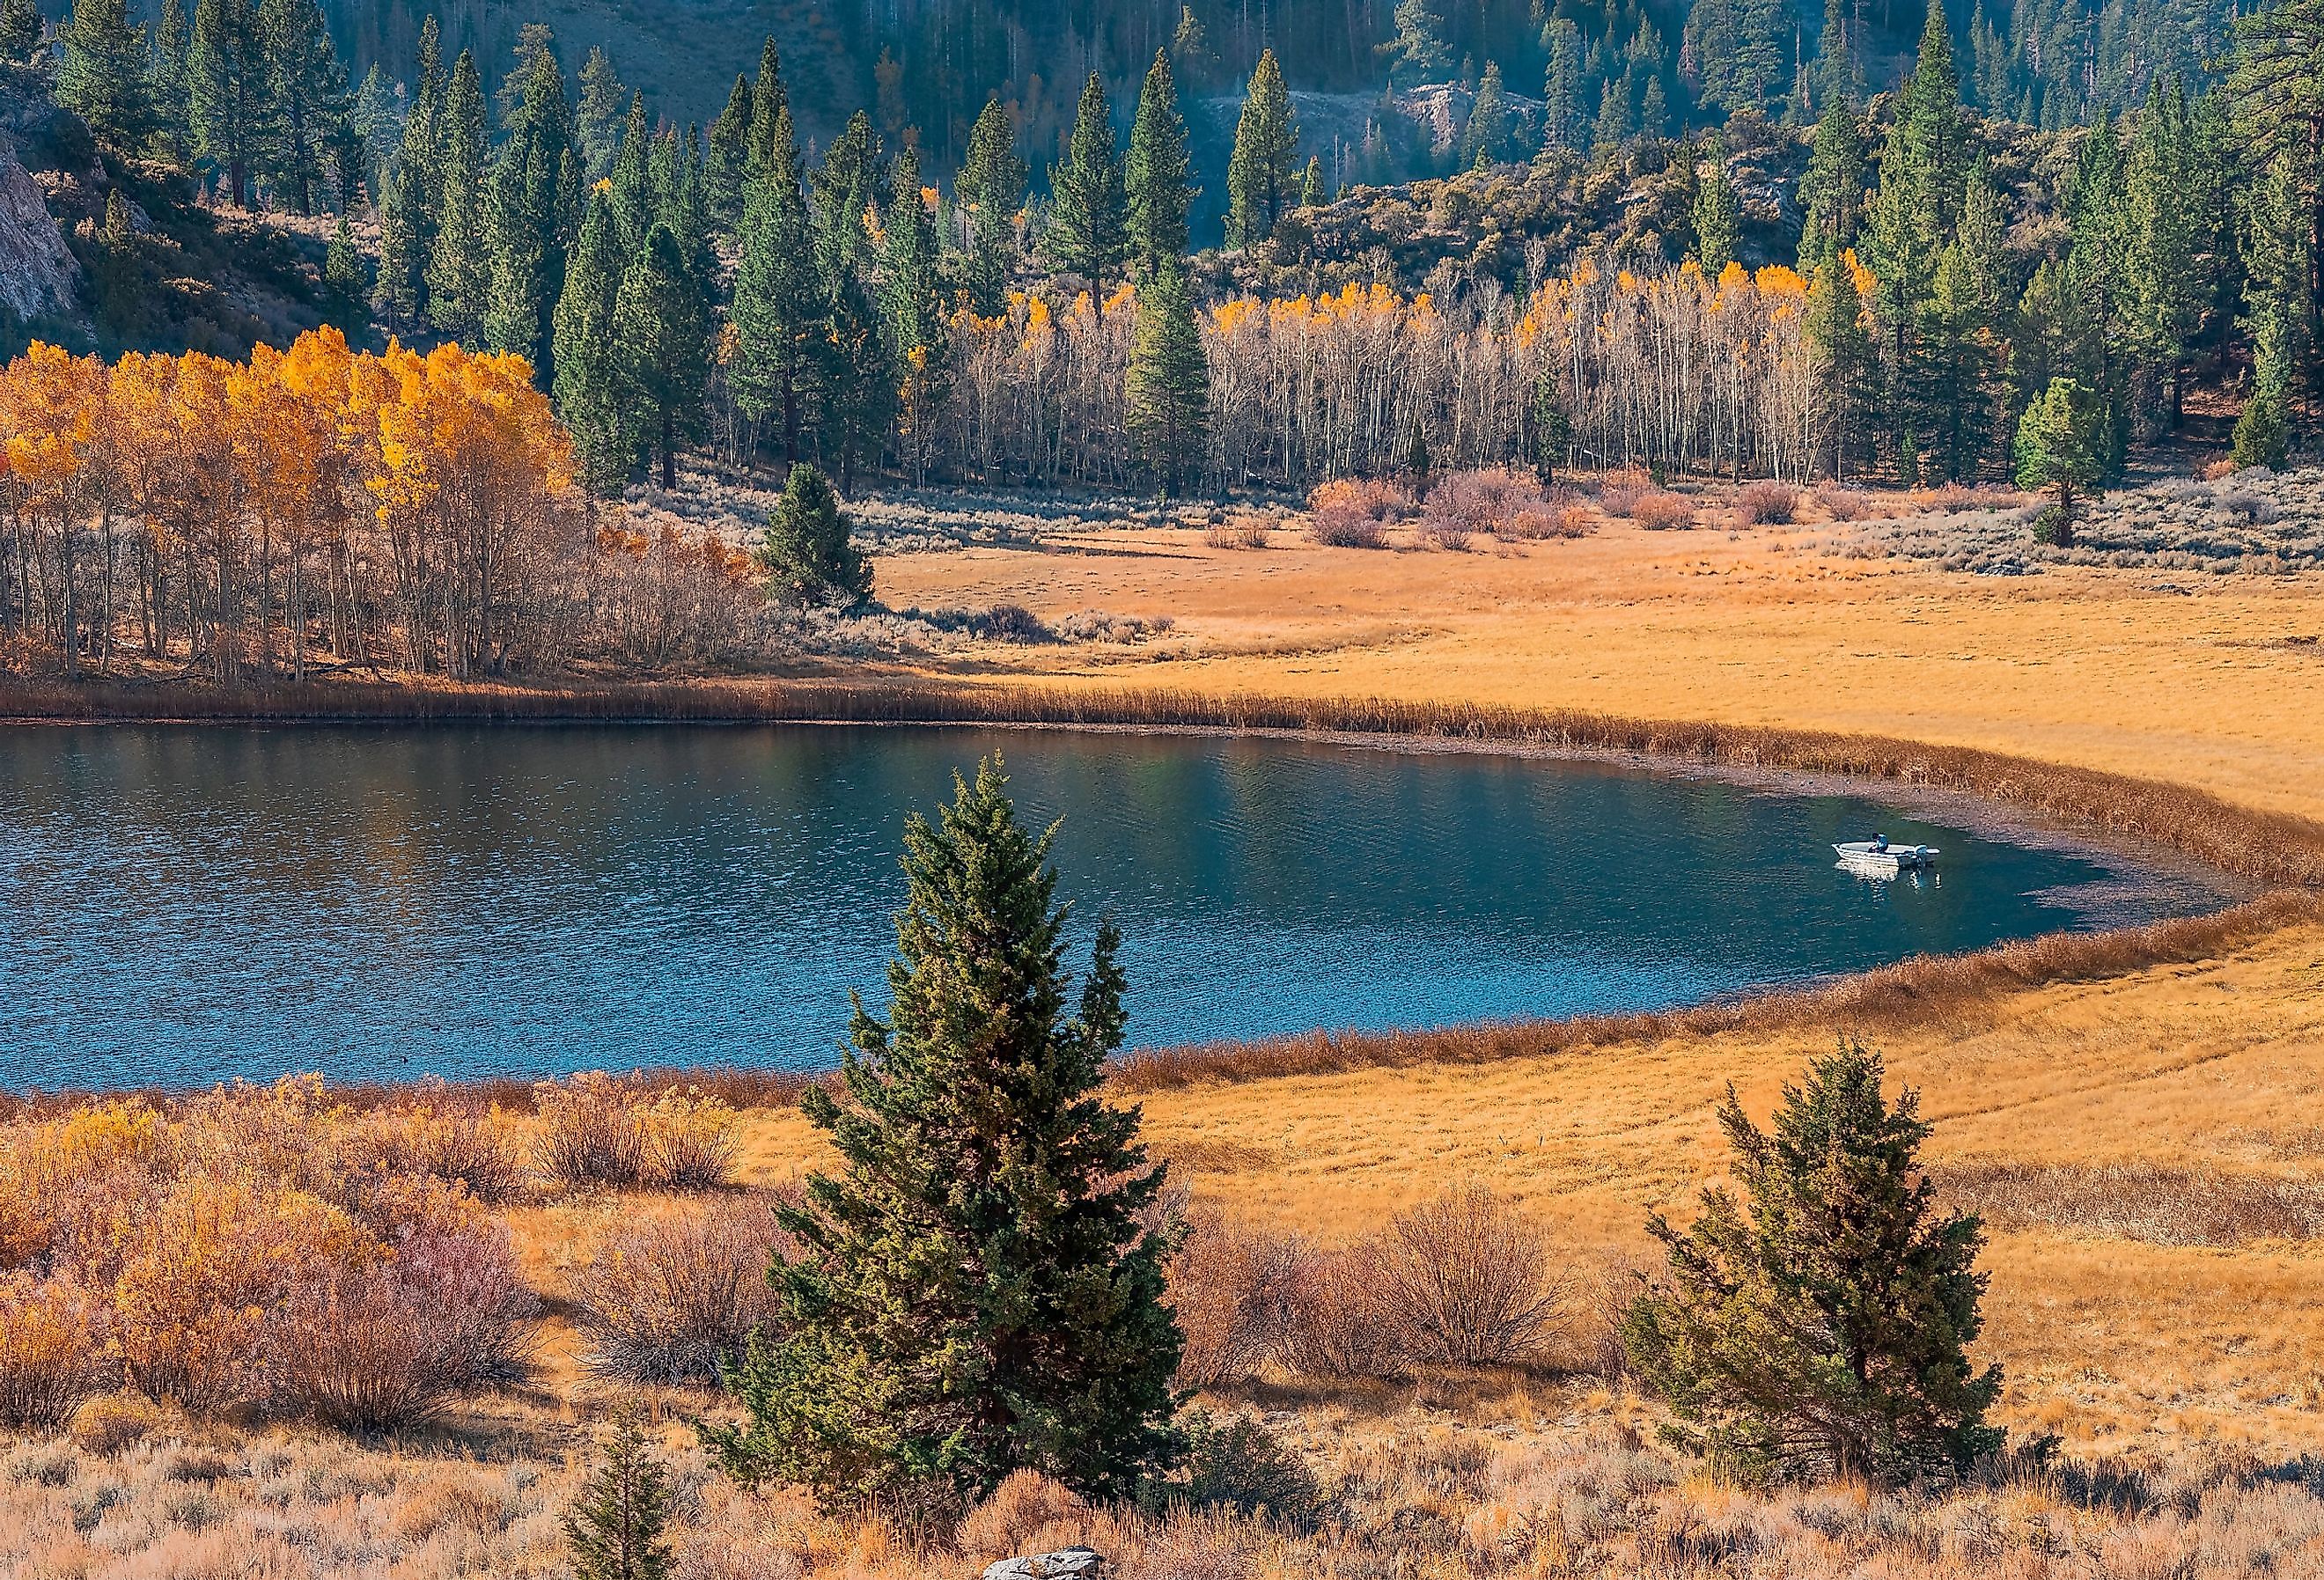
<box><xmin>873</xmin><ymin>507</ymin><xmax>2324</xmax><ymax>823</ymax></box>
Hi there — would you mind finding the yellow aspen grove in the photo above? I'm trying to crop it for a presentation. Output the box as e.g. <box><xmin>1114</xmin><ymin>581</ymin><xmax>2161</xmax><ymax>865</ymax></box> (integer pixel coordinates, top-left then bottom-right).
<box><xmin>0</xmin><ymin>333</ymin><xmax>755</xmax><ymax>678</ymax></box>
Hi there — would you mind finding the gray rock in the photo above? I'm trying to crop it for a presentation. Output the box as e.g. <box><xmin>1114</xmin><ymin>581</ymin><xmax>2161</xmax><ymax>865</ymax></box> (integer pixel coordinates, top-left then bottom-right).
<box><xmin>981</xmin><ymin>1547</ymin><xmax>1105</xmax><ymax>1580</ymax></box>
<box><xmin>0</xmin><ymin>144</ymin><xmax>77</xmax><ymax>322</ymax></box>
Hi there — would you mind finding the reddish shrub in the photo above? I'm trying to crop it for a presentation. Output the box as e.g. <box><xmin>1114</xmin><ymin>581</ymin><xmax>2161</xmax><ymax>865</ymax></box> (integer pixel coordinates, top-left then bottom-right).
<box><xmin>1371</xmin><ymin>1181</ymin><xmax>1565</xmax><ymax>1366</ymax></box>
<box><xmin>533</xmin><ymin>1071</ymin><xmax>647</xmax><ymax>1189</ymax></box>
<box><xmin>265</xmin><ymin>1221</ymin><xmax>537</xmax><ymax>1428</ymax></box>
<box><xmin>343</xmin><ymin>1091</ymin><xmax>529</xmax><ymax>1204</ymax></box>
<box><xmin>1816</xmin><ymin>487</ymin><xmax>1871</xmax><ymax>521</ymax></box>
<box><xmin>1424</xmin><ymin>468</ymin><xmax>1545</xmax><ymax>546</ymax></box>
<box><xmin>1282</xmin><ymin>1242</ymin><xmax>1402</xmax><ymax>1378</ymax></box>
<box><xmin>570</xmin><ymin>1200</ymin><xmax>790</xmax><ymax>1385</ymax></box>
<box><xmin>1631</xmin><ymin>492</ymin><xmax>1697</xmax><ymax>531</ymax></box>
<box><xmin>1307</xmin><ymin>477</ymin><xmax>1407</xmax><ymax>548</ymax></box>
<box><xmin>1734</xmin><ymin>481</ymin><xmax>1800</xmax><ymax>525</ymax></box>
<box><xmin>1598</xmin><ymin>469</ymin><xmax>1652</xmax><ymax>518</ymax></box>
<box><xmin>1170</xmin><ymin>1212</ymin><xmax>1306</xmax><ymax>1386</ymax></box>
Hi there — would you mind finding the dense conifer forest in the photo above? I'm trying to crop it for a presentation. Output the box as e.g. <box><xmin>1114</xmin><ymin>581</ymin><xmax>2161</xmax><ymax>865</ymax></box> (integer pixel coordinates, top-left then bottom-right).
<box><xmin>0</xmin><ymin>0</ymin><xmax>2316</xmax><ymax>569</ymax></box>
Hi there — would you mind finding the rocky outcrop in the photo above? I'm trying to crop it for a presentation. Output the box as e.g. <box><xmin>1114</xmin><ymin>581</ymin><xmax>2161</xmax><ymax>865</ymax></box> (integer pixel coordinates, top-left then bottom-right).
<box><xmin>981</xmin><ymin>1548</ymin><xmax>1105</xmax><ymax>1579</ymax></box>
<box><xmin>0</xmin><ymin>138</ymin><xmax>77</xmax><ymax>323</ymax></box>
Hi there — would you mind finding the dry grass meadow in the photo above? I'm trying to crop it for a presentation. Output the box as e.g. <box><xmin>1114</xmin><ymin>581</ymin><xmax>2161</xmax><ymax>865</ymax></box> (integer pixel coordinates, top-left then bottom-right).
<box><xmin>7</xmin><ymin>482</ymin><xmax>2324</xmax><ymax>1577</ymax></box>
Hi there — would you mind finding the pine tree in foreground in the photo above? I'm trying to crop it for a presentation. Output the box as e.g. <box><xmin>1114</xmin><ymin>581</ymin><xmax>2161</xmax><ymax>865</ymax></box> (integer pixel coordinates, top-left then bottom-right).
<box><xmin>1123</xmin><ymin>50</ymin><xmax>1192</xmax><ymax>280</ymax></box>
<box><xmin>1225</xmin><ymin>48</ymin><xmax>1298</xmax><ymax>248</ymax></box>
<box><xmin>1622</xmin><ymin>1039</ymin><xmax>2004</xmax><ymax>1486</ymax></box>
<box><xmin>552</xmin><ymin>188</ymin><xmax>636</xmax><ymax>496</ymax></box>
<box><xmin>613</xmin><ymin>219</ymin><xmax>708</xmax><ymax>491</ymax></box>
<box><xmin>565</xmin><ymin>1406</ymin><xmax>673</xmax><ymax>1580</ymax></box>
<box><xmin>1691</xmin><ymin>141</ymin><xmax>1740</xmax><ymax>272</ymax></box>
<box><xmin>55</xmin><ymin>0</ymin><xmax>152</xmax><ymax>150</ymax></box>
<box><xmin>753</xmin><ymin>462</ymin><xmax>871</xmax><ymax>606</ymax></box>
<box><xmin>704</xmin><ymin>758</ymin><xmax>1182</xmax><ymax>1518</ymax></box>
<box><xmin>2013</xmin><ymin>374</ymin><xmax>2106</xmax><ymax>540</ymax></box>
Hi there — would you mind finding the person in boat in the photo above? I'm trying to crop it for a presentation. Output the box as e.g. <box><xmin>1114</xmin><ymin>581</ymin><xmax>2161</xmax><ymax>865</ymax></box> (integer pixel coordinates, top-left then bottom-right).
<box><xmin>1872</xmin><ymin>833</ymin><xmax>1888</xmax><ymax>851</ymax></box>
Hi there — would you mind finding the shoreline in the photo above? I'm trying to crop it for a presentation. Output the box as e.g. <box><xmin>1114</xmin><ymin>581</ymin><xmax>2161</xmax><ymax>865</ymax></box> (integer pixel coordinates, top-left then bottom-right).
<box><xmin>7</xmin><ymin>672</ymin><xmax>2323</xmax><ymax>1110</ymax></box>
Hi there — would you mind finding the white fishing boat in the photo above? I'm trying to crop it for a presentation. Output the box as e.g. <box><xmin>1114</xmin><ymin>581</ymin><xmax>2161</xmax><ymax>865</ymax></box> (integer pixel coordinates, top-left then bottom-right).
<box><xmin>1834</xmin><ymin>838</ymin><xmax>1938</xmax><ymax>871</ymax></box>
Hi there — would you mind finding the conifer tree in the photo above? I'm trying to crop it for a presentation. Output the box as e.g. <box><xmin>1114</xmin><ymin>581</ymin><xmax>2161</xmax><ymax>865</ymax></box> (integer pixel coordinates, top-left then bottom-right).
<box><xmin>703</xmin><ymin>759</ymin><xmax>1182</xmax><ymax>1516</ymax></box>
<box><xmin>372</xmin><ymin>158</ymin><xmax>425</xmax><ymax>324</ymax></box>
<box><xmin>147</xmin><ymin>0</ymin><xmax>192</xmax><ymax>151</ymax></box>
<box><xmin>819</xmin><ymin>261</ymin><xmax>894</xmax><ymax>497</ymax></box>
<box><xmin>487</xmin><ymin>38</ymin><xmax>577</xmax><ymax>382</ymax></box>
<box><xmin>1806</xmin><ymin>257</ymin><xmax>1876</xmax><ymax>479</ymax></box>
<box><xmin>614</xmin><ymin>218</ymin><xmax>708</xmax><ymax>490</ymax></box>
<box><xmin>746</xmin><ymin>37</ymin><xmax>787</xmax><ymax>176</ymax></box>
<box><xmin>1921</xmin><ymin>240</ymin><xmax>2000</xmax><ymax>480</ymax></box>
<box><xmin>0</xmin><ymin>0</ymin><xmax>41</xmax><ymax>64</ymax></box>
<box><xmin>956</xmin><ymin>97</ymin><xmax>1026</xmax><ymax>311</ymax></box>
<box><xmin>401</xmin><ymin>16</ymin><xmax>446</xmax><ymax>238</ymax></box>
<box><xmin>1225</xmin><ymin>48</ymin><xmax>1298</xmax><ymax>249</ymax></box>
<box><xmin>883</xmin><ymin>146</ymin><xmax>947</xmax><ymax>483</ymax></box>
<box><xmin>56</xmin><ymin>0</ymin><xmax>153</xmax><ymax>151</ymax></box>
<box><xmin>564</xmin><ymin>1407</ymin><xmax>674</xmax><ymax>1580</ymax></box>
<box><xmin>188</xmin><ymin>0</ymin><xmax>270</xmax><ymax>206</ymax></box>
<box><xmin>324</xmin><ymin>208</ymin><xmax>363</xmax><ymax>315</ymax></box>
<box><xmin>1044</xmin><ymin>71</ymin><xmax>1127</xmax><ymax>314</ymax></box>
<box><xmin>1382</xmin><ymin>0</ymin><xmax>1450</xmax><ymax>85</ymax></box>
<box><xmin>1531</xmin><ymin>363</ymin><xmax>1573</xmax><ymax>485</ymax></box>
<box><xmin>1622</xmin><ymin>1040</ymin><xmax>2004</xmax><ymax>1484</ymax></box>
<box><xmin>2225</xmin><ymin>0</ymin><xmax>2324</xmax><ymax>394</ymax></box>
<box><xmin>574</xmin><ymin>46</ymin><xmax>625</xmax><ymax>180</ymax></box>
<box><xmin>1901</xmin><ymin>0</ymin><xmax>1965</xmax><ymax>231</ymax></box>
<box><xmin>1123</xmin><ymin>51</ymin><xmax>1191</xmax><ymax>281</ymax></box>
<box><xmin>2013</xmin><ymin>374</ymin><xmax>2105</xmax><ymax>525</ymax></box>
<box><xmin>1125</xmin><ymin>258</ymin><xmax>1209</xmax><ymax>497</ymax></box>
<box><xmin>1797</xmin><ymin>95</ymin><xmax>1864</xmax><ymax>276</ymax></box>
<box><xmin>1461</xmin><ymin>60</ymin><xmax>1510</xmax><ymax>166</ymax></box>
<box><xmin>257</xmin><ymin>0</ymin><xmax>345</xmax><ymax>214</ymax></box>
<box><xmin>424</xmin><ymin>49</ymin><xmax>489</xmax><ymax>341</ymax></box>
<box><xmin>1299</xmin><ymin>155</ymin><xmax>1324</xmax><ymax>206</ymax></box>
<box><xmin>1692</xmin><ymin>142</ymin><xmax>1740</xmax><ymax>271</ymax></box>
<box><xmin>552</xmin><ymin>187</ymin><xmax>636</xmax><ymax>495</ymax></box>
<box><xmin>2120</xmin><ymin>78</ymin><xmax>2206</xmax><ymax>428</ymax></box>
<box><xmin>2239</xmin><ymin>151</ymin><xmax>2310</xmax><ymax>423</ymax></box>
<box><xmin>1813</xmin><ymin>0</ymin><xmax>1858</xmax><ymax>111</ymax></box>
<box><xmin>730</xmin><ymin>107</ymin><xmax>820</xmax><ymax>464</ymax></box>
<box><xmin>607</xmin><ymin>92</ymin><xmax>655</xmax><ymax>254</ymax></box>
<box><xmin>1687</xmin><ymin>0</ymin><xmax>1786</xmax><ymax>114</ymax></box>
<box><xmin>704</xmin><ymin>73</ymin><xmax>754</xmax><ymax>226</ymax></box>
<box><xmin>812</xmin><ymin>109</ymin><xmax>878</xmax><ymax>283</ymax></box>
<box><xmin>1540</xmin><ymin>20</ymin><xmax>1583</xmax><ymax>152</ymax></box>
<box><xmin>752</xmin><ymin>461</ymin><xmax>870</xmax><ymax>605</ymax></box>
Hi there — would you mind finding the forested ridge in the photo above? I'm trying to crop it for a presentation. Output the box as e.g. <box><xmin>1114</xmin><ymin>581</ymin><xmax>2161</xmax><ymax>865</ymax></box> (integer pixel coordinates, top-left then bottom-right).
<box><xmin>1</xmin><ymin>0</ymin><xmax>2320</xmax><ymax>680</ymax></box>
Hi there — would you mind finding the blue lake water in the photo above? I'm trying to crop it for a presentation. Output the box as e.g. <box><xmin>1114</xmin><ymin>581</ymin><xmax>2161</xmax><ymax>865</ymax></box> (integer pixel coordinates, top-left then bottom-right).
<box><xmin>0</xmin><ymin>724</ymin><xmax>2235</xmax><ymax>1091</ymax></box>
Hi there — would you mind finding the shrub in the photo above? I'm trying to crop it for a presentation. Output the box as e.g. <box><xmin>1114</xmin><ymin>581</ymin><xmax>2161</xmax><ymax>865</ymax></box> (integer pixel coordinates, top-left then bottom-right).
<box><xmin>1815</xmin><ymin>487</ymin><xmax>1870</xmax><ymax>521</ymax></box>
<box><xmin>1501</xmin><ymin>486</ymin><xmax>1593</xmax><ymax>540</ymax></box>
<box><xmin>1281</xmin><ymin>1243</ymin><xmax>1402</xmax><ymax>1378</ymax></box>
<box><xmin>1632</xmin><ymin>492</ymin><xmax>1697</xmax><ymax>530</ymax></box>
<box><xmin>533</xmin><ymin>1072</ymin><xmax>648</xmax><ymax>1190</ymax></box>
<box><xmin>637</xmin><ymin>1088</ymin><xmax>741</xmax><ymax>1190</ymax></box>
<box><xmin>1733</xmin><ymin>481</ymin><xmax>1799</xmax><ymax>525</ymax></box>
<box><xmin>2200</xmin><ymin>458</ymin><xmax>2242</xmax><ymax>481</ymax></box>
<box><xmin>1178</xmin><ymin>1409</ymin><xmax>1323</xmax><ymax>1525</ymax></box>
<box><xmin>2231</xmin><ymin>389</ymin><xmax>2290</xmax><ymax>471</ymax></box>
<box><xmin>1170</xmin><ymin>1214</ymin><xmax>1305</xmax><ymax>1386</ymax></box>
<box><xmin>1597</xmin><ymin>469</ymin><xmax>1651</xmax><ymax>517</ymax></box>
<box><xmin>113</xmin><ymin>1177</ymin><xmax>373</xmax><ymax>1415</ymax></box>
<box><xmin>1204</xmin><ymin>518</ymin><xmax>1271</xmax><ymax>549</ymax></box>
<box><xmin>1372</xmin><ymin>1181</ymin><xmax>1564</xmax><ymax>1366</ymax></box>
<box><xmin>1306</xmin><ymin>477</ymin><xmax>1406</xmax><ymax>547</ymax></box>
<box><xmin>2031</xmin><ymin>503</ymin><xmax>2072</xmax><ymax>547</ymax></box>
<box><xmin>67</xmin><ymin>1391</ymin><xmax>166</xmax><ymax>1456</ymax></box>
<box><xmin>1425</xmin><ymin>468</ymin><xmax>1545</xmax><ymax>541</ymax></box>
<box><xmin>572</xmin><ymin>1202</ymin><xmax>787</xmax><ymax>1385</ymax></box>
<box><xmin>0</xmin><ymin>1274</ymin><xmax>114</xmax><ymax>1428</ymax></box>
<box><xmin>957</xmin><ymin>1469</ymin><xmax>1090</xmax><ymax>1562</ymax></box>
<box><xmin>343</xmin><ymin>1091</ymin><xmax>529</xmax><ymax>1204</ymax></box>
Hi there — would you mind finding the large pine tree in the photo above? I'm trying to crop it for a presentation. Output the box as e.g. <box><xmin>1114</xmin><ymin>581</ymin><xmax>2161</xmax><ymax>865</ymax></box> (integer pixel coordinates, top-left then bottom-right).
<box><xmin>486</xmin><ymin>39</ymin><xmax>577</xmax><ymax>384</ymax></box>
<box><xmin>955</xmin><ymin>97</ymin><xmax>1027</xmax><ymax>312</ymax></box>
<box><xmin>613</xmin><ymin>219</ymin><xmax>709</xmax><ymax>490</ymax></box>
<box><xmin>703</xmin><ymin>759</ymin><xmax>1182</xmax><ymax>1517</ymax></box>
<box><xmin>753</xmin><ymin>461</ymin><xmax>871</xmax><ymax>606</ymax></box>
<box><xmin>187</xmin><ymin>0</ymin><xmax>271</xmax><ymax>207</ymax></box>
<box><xmin>731</xmin><ymin>103</ymin><xmax>820</xmax><ymax>465</ymax></box>
<box><xmin>1797</xmin><ymin>96</ymin><xmax>1865</xmax><ymax>276</ymax></box>
<box><xmin>1125</xmin><ymin>51</ymin><xmax>1192</xmax><ymax>279</ymax></box>
<box><xmin>255</xmin><ymin>0</ymin><xmax>346</xmax><ymax>215</ymax></box>
<box><xmin>1622</xmin><ymin>1040</ymin><xmax>2004</xmax><ymax>1485</ymax></box>
<box><xmin>1125</xmin><ymin>258</ymin><xmax>1209</xmax><ymax>497</ymax></box>
<box><xmin>1043</xmin><ymin>71</ymin><xmax>1127</xmax><ymax>314</ymax></box>
<box><xmin>424</xmin><ymin>49</ymin><xmax>490</xmax><ymax>342</ymax></box>
<box><xmin>55</xmin><ymin>0</ymin><xmax>153</xmax><ymax>150</ymax></box>
<box><xmin>1225</xmin><ymin>48</ymin><xmax>1299</xmax><ymax>249</ymax></box>
<box><xmin>551</xmin><ymin>187</ymin><xmax>636</xmax><ymax>496</ymax></box>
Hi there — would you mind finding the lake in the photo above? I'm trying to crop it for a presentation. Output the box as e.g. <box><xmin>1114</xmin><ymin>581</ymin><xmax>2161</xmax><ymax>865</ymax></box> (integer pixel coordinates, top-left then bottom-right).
<box><xmin>0</xmin><ymin>724</ymin><xmax>2236</xmax><ymax>1091</ymax></box>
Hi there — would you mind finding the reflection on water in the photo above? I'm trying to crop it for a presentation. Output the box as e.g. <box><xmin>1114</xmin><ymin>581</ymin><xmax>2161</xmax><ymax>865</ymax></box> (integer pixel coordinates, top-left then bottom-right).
<box><xmin>0</xmin><ymin>724</ymin><xmax>2234</xmax><ymax>1090</ymax></box>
